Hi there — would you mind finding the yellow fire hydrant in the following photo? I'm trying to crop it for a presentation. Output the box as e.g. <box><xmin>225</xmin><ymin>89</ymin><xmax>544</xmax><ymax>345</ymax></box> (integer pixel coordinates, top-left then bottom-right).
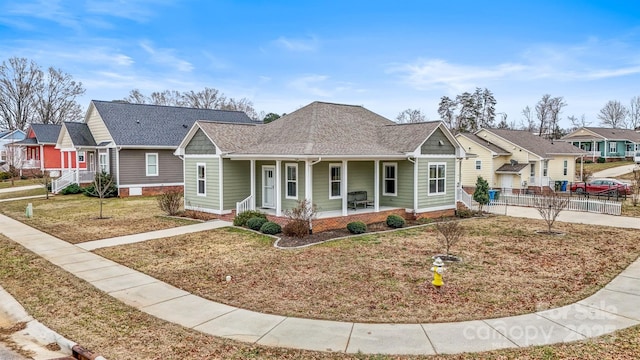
<box><xmin>431</xmin><ymin>257</ymin><xmax>445</xmax><ymax>288</ymax></box>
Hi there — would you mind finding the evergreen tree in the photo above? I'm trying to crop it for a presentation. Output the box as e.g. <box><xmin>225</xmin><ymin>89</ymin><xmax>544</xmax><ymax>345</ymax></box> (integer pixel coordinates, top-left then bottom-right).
<box><xmin>473</xmin><ymin>176</ymin><xmax>490</xmax><ymax>213</ymax></box>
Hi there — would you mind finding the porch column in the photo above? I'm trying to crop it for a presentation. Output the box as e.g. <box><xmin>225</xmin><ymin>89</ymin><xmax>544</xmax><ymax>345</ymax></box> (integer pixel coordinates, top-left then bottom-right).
<box><xmin>250</xmin><ymin>159</ymin><xmax>256</xmax><ymax>210</ymax></box>
<box><xmin>60</xmin><ymin>152</ymin><xmax>64</xmax><ymax>172</ymax></box>
<box><xmin>275</xmin><ymin>160</ymin><xmax>282</xmax><ymax>217</ymax></box>
<box><xmin>305</xmin><ymin>160</ymin><xmax>312</xmax><ymax>205</ymax></box>
<box><xmin>39</xmin><ymin>145</ymin><xmax>44</xmax><ymax>171</ymax></box>
<box><xmin>218</xmin><ymin>156</ymin><xmax>224</xmax><ymax>212</ymax></box>
<box><xmin>342</xmin><ymin>160</ymin><xmax>348</xmax><ymax>216</ymax></box>
<box><xmin>374</xmin><ymin>160</ymin><xmax>379</xmax><ymax>212</ymax></box>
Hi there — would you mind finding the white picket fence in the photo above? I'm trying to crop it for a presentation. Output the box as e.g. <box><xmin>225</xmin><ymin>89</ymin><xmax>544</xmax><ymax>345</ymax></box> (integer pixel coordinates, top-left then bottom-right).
<box><xmin>457</xmin><ymin>188</ymin><xmax>622</xmax><ymax>216</ymax></box>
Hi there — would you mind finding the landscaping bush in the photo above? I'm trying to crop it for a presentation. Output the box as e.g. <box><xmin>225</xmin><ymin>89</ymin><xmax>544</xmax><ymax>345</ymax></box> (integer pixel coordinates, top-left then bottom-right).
<box><xmin>233</xmin><ymin>210</ymin><xmax>267</xmax><ymax>227</ymax></box>
<box><xmin>0</xmin><ymin>172</ymin><xmax>11</xmax><ymax>180</ymax></box>
<box><xmin>282</xmin><ymin>219</ymin><xmax>309</xmax><ymax>237</ymax></box>
<box><xmin>346</xmin><ymin>221</ymin><xmax>367</xmax><ymax>234</ymax></box>
<box><xmin>157</xmin><ymin>189</ymin><xmax>183</xmax><ymax>216</ymax></box>
<box><xmin>455</xmin><ymin>209</ymin><xmax>474</xmax><ymax>218</ymax></box>
<box><xmin>259</xmin><ymin>221</ymin><xmax>281</xmax><ymax>235</ymax></box>
<box><xmin>597</xmin><ymin>157</ymin><xmax>606</xmax><ymax>163</ymax></box>
<box><xmin>247</xmin><ymin>217</ymin><xmax>268</xmax><ymax>231</ymax></box>
<box><xmin>386</xmin><ymin>214</ymin><xmax>405</xmax><ymax>228</ymax></box>
<box><xmin>61</xmin><ymin>183</ymin><xmax>82</xmax><ymax>195</ymax></box>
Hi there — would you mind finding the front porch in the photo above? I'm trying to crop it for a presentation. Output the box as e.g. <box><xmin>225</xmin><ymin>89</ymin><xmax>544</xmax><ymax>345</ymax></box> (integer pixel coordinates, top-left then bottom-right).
<box><xmin>51</xmin><ymin>169</ymin><xmax>96</xmax><ymax>193</ymax></box>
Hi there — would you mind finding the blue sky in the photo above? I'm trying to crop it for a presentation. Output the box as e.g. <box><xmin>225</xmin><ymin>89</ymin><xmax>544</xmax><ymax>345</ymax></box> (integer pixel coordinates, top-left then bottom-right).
<box><xmin>2</xmin><ymin>1</ymin><xmax>640</xmax><ymax>128</ymax></box>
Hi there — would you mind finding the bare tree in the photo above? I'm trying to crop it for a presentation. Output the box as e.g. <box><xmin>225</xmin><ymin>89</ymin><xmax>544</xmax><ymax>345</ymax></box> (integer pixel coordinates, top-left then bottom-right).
<box><xmin>520</xmin><ymin>105</ymin><xmax>535</xmax><ymax>132</ymax></box>
<box><xmin>182</xmin><ymin>87</ymin><xmax>226</xmax><ymax>109</ymax></box>
<box><xmin>123</xmin><ymin>89</ymin><xmax>149</xmax><ymax>104</ymax></box>
<box><xmin>533</xmin><ymin>194</ymin><xmax>569</xmax><ymax>234</ymax></box>
<box><xmin>396</xmin><ymin>108</ymin><xmax>426</xmax><ymax>123</ymax></box>
<box><xmin>597</xmin><ymin>100</ymin><xmax>627</xmax><ymax>128</ymax></box>
<box><xmin>150</xmin><ymin>90</ymin><xmax>184</xmax><ymax>107</ymax></box>
<box><xmin>221</xmin><ymin>97</ymin><xmax>259</xmax><ymax>120</ymax></box>
<box><xmin>568</xmin><ymin>114</ymin><xmax>590</xmax><ymax>131</ymax></box>
<box><xmin>535</xmin><ymin>95</ymin><xmax>552</xmax><ymax>137</ymax></box>
<box><xmin>0</xmin><ymin>57</ymin><xmax>43</xmax><ymax>130</ymax></box>
<box><xmin>434</xmin><ymin>216</ymin><xmax>464</xmax><ymax>257</ymax></box>
<box><xmin>3</xmin><ymin>143</ymin><xmax>24</xmax><ymax>186</ymax></box>
<box><xmin>34</xmin><ymin>67</ymin><xmax>85</xmax><ymax>124</ymax></box>
<box><xmin>631</xmin><ymin>168</ymin><xmax>640</xmax><ymax>207</ymax></box>
<box><xmin>547</xmin><ymin>96</ymin><xmax>567</xmax><ymax>139</ymax></box>
<box><xmin>86</xmin><ymin>171</ymin><xmax>115</xmax><ymax>219</ymax></box>
<box><xmin>627</xmin><ymin>96</ymin><xmax>640</xmax><ymax>130</ymax></box>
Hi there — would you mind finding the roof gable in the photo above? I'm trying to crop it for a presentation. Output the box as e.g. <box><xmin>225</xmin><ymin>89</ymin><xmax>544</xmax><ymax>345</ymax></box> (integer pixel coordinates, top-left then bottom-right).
<box><xmin>90</xmin><ymin>100</ymin><xmax>257</xmax><ymax>148</ymax></box>
<box><xmin>456</xmin><ymin>133</ymin><xmax>511</xmax><ymax>155</ymax></box>
<box><xmin>478</xmin><ymin>128</ymin><xmax>586</xmax><ymax>158</ymax></box>
<box><xmin>563</xmin><ymin>127</ymin><xmax>640</xmax><ymax>142</ymax></box>
<box><xmin>28</xmin><ymin>124</ymin><xmax>61</xmax><ymax>144</ymax></box>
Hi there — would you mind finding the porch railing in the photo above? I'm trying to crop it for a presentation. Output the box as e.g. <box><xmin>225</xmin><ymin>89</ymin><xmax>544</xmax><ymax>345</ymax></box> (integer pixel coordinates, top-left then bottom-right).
<box><xmin>51</xmin><ymin>170</ymin><xmax>95</xmax><ymax>193</ymax></box>
<box><xmin>20</xmin><ymin>159</ymin><xmax>41</xmax><ymax>169</ymax></box>
<box><xmin>236</xmin><ymin>195</ymin><xmax>254</xmax><ymax>215</ymax></box>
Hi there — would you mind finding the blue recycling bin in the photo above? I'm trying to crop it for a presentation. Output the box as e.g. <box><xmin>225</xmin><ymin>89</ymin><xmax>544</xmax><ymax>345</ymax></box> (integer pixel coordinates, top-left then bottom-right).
<box><xmin>561</xmin><ymin>180</ymin><xmax>568</xmax><ymax>192</ymax></box>
<box><xmin>488</xmin><ymin>189</ymin><xmax>497</xmax><ymax>202</ymax></box>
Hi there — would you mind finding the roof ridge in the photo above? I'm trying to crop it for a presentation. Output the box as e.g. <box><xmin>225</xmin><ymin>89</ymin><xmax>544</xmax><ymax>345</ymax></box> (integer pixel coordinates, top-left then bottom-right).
<box><xmin>91</xmin><ymin>100</ymin><xmax>249</xmax><ymax>114</ymax></box>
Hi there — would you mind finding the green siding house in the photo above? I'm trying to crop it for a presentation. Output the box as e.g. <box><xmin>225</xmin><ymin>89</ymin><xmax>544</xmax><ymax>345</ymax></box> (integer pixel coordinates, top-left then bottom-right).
<box><xmin>175</xmin><ymin>102</ymin><xmax>464</xmax><ymax>226</ymax></box>
<box><xmin>561</xmin><ymin>127</ymin><xmax>640</xmax><ymax>161</ymax></box>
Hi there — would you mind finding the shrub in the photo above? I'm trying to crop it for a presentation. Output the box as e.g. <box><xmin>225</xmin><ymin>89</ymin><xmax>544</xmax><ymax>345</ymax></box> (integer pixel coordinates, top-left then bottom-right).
<box><xmin>597</xmin><ymin>157</ymin><xmax>606</xmax><ymax>163</ymax></box>
<box><xmin>346</xmin><ymin>221</ymin><xmax>367</xmax><ymax>234</ymax></box>
<box><xmin>233</xmin><ymin>210</ymin><xmax>267</xmax><ymax>227</ymax></box>
<box><xmin>157</xmin><ymin>189</ymin><xmax>183</xmax><ymax>216</ymax></box>
<box><xmin>283</xmin><ymin>219</ymin><xmax>310</xmax><ymax>237</ymax></box>
<box><xmin>61</xmin><ymin>183</ymin><xmax>82</xmax><ymax>195</ymax></box>
<box><xmin>260</xmin><ymin>221</ymin><xmax>281</xmax><ymax>235</ymax></box>
<box><xmin>247</xmin><ymin>217</ymin><xmax>268</xmax><ymax>231</ymax></box>
<box><xmin>386</xmin><ymin>214</ymin><xmax>405</xmax><ymax>228</ymax></box>
<box><xmin>0</xmin><ymin>172</ymin><xmax>11</xmax><ymax>180</ymax></box>
<box><xmin>455</xmin><ymin>209</ymin><xmax>474</xmax><ymax>218</ymax></box>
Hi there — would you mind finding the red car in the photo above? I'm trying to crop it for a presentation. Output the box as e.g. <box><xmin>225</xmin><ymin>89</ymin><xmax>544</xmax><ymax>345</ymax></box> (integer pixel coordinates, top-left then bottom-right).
<box><xmin>570</xmin><ymin>178</ymin><xmax>632</xmax><ymax>196</ymax></box>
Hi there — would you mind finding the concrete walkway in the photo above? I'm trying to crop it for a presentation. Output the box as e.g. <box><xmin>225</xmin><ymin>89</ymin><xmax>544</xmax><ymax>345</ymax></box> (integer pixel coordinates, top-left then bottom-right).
<box><xmin>0</xmin><ymin>184</ymin><xmax>44</xmax><ymax>194</ymax></box>
<box><xmin>592</xmin><ymin>163</ymin><xmax>638</xmax><ymax>178</ymax></box>
<box><xmin>1</xmin><ymin>213</ymin><xmax>639</xmax><ymax>355</ymax></box>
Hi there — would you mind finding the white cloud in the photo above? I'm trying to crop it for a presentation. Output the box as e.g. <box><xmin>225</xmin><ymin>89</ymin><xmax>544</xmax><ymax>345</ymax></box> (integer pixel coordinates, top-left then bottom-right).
<box><xmin>140</xmin><ymin>41</ymin><xmax>193</xmax><ymax>72</ymax></box>
<box><xmin>289</xmin><ymin>75</ymin><xmax>332</xmax><ymax>97</ymax></box>
<box><xmin>4</xmin><ymin>0</ymin><xmax>81</xmax><ymax>30</ymax></box>
<box><xmin>84</xmin><ymin>0</ymin><xmax>171</xmax><ymax>22</ymax></box>
<box><xmin>274</xmin><ymin>36</ymin><xmax>318</xmax><ymax>52</ymax></box>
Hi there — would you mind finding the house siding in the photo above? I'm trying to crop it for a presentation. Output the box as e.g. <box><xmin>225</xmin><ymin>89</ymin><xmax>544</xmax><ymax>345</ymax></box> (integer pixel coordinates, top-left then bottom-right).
<box><xmin>184</xmin><ymin>156</ymin><xmax>219</xmax><ymax>210</ymax></box>
<box><xmin>347</xmin><ymin>161</ymin><xmax>375</xmax><ymax>200</ymax></box>
<box><xmin>118</xmin><ymin>149</ymin><xmax>182</xmax><ymax>185</ymax></box>
<box><xmin>223</xmin><ymin>158</ymin><xmax>251</xmax><ymax>210</ymax></box>
<box><xmin>421</xmin><ymin>128</ymin><xmax>456</xmax><ymax>155</ymax></box>
<box><xmin>86</xmin><ymin>105</ymin><xmax>114</xmax><ymax>144</ymax></box>
<box><xmin>548</xmin><ymin>156</ymin><xmax>578</xmax><ymax>182</ymax></box>
<box><xmin>416</xmin><ymin>157</ymin><xmax>455</xmax><ymax>209</ymax></box>
<box><xmin>456</xmin><ymin>136</ymin><xmax>498</xmax><ymax>188</ymax></box>
<box><xmin>281</xmin><ymin>161</ymin><xmax>306</xmax><ymax>211</ymax></box>
<box><xmin>312</xmin><ymin>161</ymin><xmax>341</xmax><ymax>211</ymax></box>
<box><xmin>379</xmin><ymin>160</ymin><xmax>413</xmax><ymax>208</ymax></box>
<box><xmin>185</xmin><ymin>129</ymin><xmax>216</xmax><ymax>155</ymax></box>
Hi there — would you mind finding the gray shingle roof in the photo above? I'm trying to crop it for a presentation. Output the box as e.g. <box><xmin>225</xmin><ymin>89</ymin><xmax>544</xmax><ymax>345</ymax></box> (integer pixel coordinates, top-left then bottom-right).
<box><xmin>495</xmin><ymin>162</ymin><xmax>529</xmax><ymax>174</ymax></box>
<box><xmin>195</xmin><ymin>101</ymin><xmax>451</xmax><ymax>156</ymax></box>
<box><xmin>456</xmin><ymin>133</ymin><xmax>511</xmax><ymax>155</ymax></box>
<box><xmin>565</xmin><ymin>127</ymin><xmax>640</xmax><ymax>142</ymax></box>
<box><xmin>484</xmin><ymin>128</ymin><xmax>587</xmax><ymax>157</ymax></box>
<box><xmin>64</xmin><ymin>122</ymin><xmax>97</xmax><ymax>147</ymax></box>
<box><xmin>92</xmin><ymin>100</ymin><xmax>257</xmax><ymax>147</ymax></box>
<box><xmin>29</xmin><ymin>124</ymin><xmax>61</xmax><ymax>144</ymax></box>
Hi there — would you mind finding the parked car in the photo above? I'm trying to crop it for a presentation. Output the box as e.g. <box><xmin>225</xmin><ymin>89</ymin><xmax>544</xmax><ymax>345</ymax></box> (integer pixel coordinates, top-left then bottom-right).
<box><xmin>570</xmin><ymin>178</ymin><xmax>632</xmax><ymax>196</ymax></box>
<box><xmin>634</xmin><ymin>151</ymin><xmax>640</xmax><ymax>164</ymax></box>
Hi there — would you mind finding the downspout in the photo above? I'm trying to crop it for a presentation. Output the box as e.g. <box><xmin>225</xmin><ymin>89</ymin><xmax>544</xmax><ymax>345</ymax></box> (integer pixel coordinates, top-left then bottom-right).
<box><xmin>116</xmin><ymin>147</ymin><xmax>121</xmax><ymax>197</ymax></box>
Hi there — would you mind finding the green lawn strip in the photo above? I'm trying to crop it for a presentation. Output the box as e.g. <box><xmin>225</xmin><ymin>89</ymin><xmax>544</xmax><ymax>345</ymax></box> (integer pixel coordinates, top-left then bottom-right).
<box><xmin>0</xmin><ymin>188</ymin><xmax>48</xmax><ymax>200</ymax></box>
<box><xmin>582</xmin><ymin>160</ymin><xmax>635</xmax><ymax>174</ymax></box>
<box><xmin>0</xmin><ymin>179</ymin><xmax>42</xmax><ymax>189</ymax></box>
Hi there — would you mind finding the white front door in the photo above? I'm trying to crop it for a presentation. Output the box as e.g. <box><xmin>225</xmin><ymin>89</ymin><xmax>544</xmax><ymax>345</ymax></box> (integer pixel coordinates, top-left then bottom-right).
<box><xmin>501</xmin><ymin>174</ymin><xmax>513</xmax><ymax>190</ymax></box>
<box><xmin>88</xmin><ymin>152</ymin><xmax>95</xmax><ymax>172</ymax></box>
<box><xmin>262</xmin><ymin>166</ymin><xmax>275</xmax><ymax>208</ymax></box>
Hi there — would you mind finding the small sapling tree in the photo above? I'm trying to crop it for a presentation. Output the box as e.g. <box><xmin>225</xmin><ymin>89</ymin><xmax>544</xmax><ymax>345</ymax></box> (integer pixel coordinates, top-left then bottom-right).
<box><xmin>86</xmin><ymin>171</ymin><xmax>115</xmax><ymax>219</ymax></box>
<box><xmin>282</xmin><ymin>199</ymin><xmax>318</xmax><ymax>237</ymax></box>
<box><xmin>533</xmin><ymin>193</ymin><xmax>569</xmax><ymax>234</ymax></box>
<box><xmin>434</xmin><ymin>216</ymin><xmax>464</xmax><ymax>259</ymax></box>
<box><xmin>473</xmin><ymin>176</ymin><xmax>490</xmax><ymax>213</ymax></box>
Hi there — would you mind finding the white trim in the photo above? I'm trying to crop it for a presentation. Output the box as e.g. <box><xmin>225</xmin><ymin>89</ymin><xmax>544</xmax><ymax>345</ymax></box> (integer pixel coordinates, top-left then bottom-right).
<box><xmin>414</xmin><ymin>154</ymin><xmax>457</xmax><ymax>158</ymax></box>
<box><xmin>184</xmin><ymin>205</ymin><xmax>232</xmax><ymax>215</ymax></box>
<box><xmin>427</xmin><ymin>162</ymin><xmax>447</xmax><ymax>196</ymax></box>
<box><xmin>374</xmin><ymin>159</ymin><xmax>380</xmax><ymax>212</ymax></box>
<box><xmin>262</xmin><ymin>165</ymin><xmax>276</xmax><ymax>209</ymax></box>
<box><xmin>118</xmin><ymin>182</ymin><xmax>183</xmax><ymax>188</ymax></box>
<box><xmin>250</xmin><ymin>159</ymin><xmax>256</xmax><ymax>210</ymax></box>
<box><xmin>329</xmin><ymin>163</ymin><xmax>342</xmax><ymax>200</ymax></box>
<box><xmin>382</xmin><ymin>162</ymin><xmax>397</xmax><ymax>196</ymax></box>
<box><xmin>285</xmin><ymin>163</ymin><xmax>298</xmax><ymax>199</ymax></box>
<box><xmin>341</xmin><ymin>160</ymin><xmax>348</xmax><ymax>216</ymax></box>
<box><xmin>98</xmin><ymin>150</ymin><xmax>109</xmax><ymax>173</ymax></box>
<box><xmin>218</xmin><ymin>157</ymin><xmax>224</xmax><ymax>212</ymax></box>
<box><xmin>275</xmin><ymin>160</ymin><xmax>282</xmax><ymax>216</ymax></box>
<box><xmin>305</xmin><ymin>160</ymin><xmax>313</xmax><ymax>206</ymax></box>
<box><xmin>78</xmin><ymin>151</ymin><xmax>85</xmax><ymax>162</ymax></box>
<box><xmin>145</xmin><ymin>152</ymin><xmax>159</xmax><ymax>176</ymax></box>
<box><xmin>196</xmin><ymin>163</ymin><xmax>206</xmax><ymax>196</ymax></box>
<box><xmin>475</xmin><ymin>160</ymin><xmax>482</xmax><ymax>170</ymax></box>
<box><xmin>183</xmin><ymin>154</ymin><xmax>219</xmax><ymax>159</ymax></box>
<box><xmin>414</xmin><ymin>204</ymin><xmax>456</xmax><ymax>213</ymax></box>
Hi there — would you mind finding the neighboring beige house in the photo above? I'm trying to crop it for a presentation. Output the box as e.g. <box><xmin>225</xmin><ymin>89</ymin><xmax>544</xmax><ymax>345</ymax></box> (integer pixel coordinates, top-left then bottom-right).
<box><xmin>456</xmin><ymin>128</ymin><xmax>587</xmax><ymax>193</ymax></box>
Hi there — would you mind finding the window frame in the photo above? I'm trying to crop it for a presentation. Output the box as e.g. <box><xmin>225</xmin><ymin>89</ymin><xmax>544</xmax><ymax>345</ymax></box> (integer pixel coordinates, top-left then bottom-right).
<box><xmin>196</xmin><ymin>163</ymin><xmax>206</xmax><ymax>196</ymax></box>
<box><xmin>329</xmin><ymin>163</ymin><xmax>342</xmax><ymax>199</ymax></box>
<box><xmin>563</xmin><ymin>160</ymin><xmax>568</xmax><ymax>176</ymax></box>
<box><xmin>98</xmin><ymin>151</ymin><xmax>109</xmax><ymax>173</ymax></box>
<box><xmin>428</xmin><ymin>162</ymin><xmax>446</xmax><ymax>195</ymax></box>
<box><xmin>609</xmin><ymin>141</ymin><xmax>617</xmax><ymax>153</ymax></box>
<box><xmin>285</xmin><ymin>163</ymin><xmax>298</xmax><ymax>199</ymax></box>
<box><xmin>542</xmin><ymin>160</ymin><xmax>548</xmax><ymax>177</ymax></box>
<box><xmin>145</xmin><ymin>153</ymin><xmax>158</xmax><ymax>177</ymax></box>
<box><xmin>475</xmin><ymin>160</ymin><xmax>482</xmax><ymax>170</ymax></box>
<box><xmin>78</xmin><ymin>151</ymin><xmax>85</xmax><ymax>163</ymax></box>
<box><xmin>382</xmin><ymin>162</ymin><xmax>397</xmax><ymax>196</ymax></box>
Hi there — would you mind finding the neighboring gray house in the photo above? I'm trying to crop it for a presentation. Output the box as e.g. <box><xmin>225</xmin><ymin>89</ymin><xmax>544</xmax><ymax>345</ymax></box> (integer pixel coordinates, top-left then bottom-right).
<box><xmin>0</xmin><ymin>129</ymin><xmax>26</xmax><ymax>165</ymax></box>
<box><xmin>54</xmin><ymin>100</ymin><xmax>256</xmax><ymax>196</ymax></box>
<box><xmin>175</xmin><ymin>101</ymin><xmax>465</xmax><ymax>232</ymax></box>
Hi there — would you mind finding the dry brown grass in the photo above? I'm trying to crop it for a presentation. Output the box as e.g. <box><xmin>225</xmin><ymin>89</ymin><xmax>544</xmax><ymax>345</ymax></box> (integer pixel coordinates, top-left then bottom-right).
<box><xmin>0</xmin><ymin>188</ymin><xmax>47</xmax><ymax>200</ymax></box>
<box><xmin>0</xmin><ymin>194</ymin><xmax>198</xmax><ymax>243</ymax></box>
<box><xmin>96</xmin><ymin>217</ymin><xmax>640</xmax><ymax>324</ymax></box>
<box><xmin>582</xmin><ymin>160</ymin><xmax>634</xmax><ymax>173</ymax></box>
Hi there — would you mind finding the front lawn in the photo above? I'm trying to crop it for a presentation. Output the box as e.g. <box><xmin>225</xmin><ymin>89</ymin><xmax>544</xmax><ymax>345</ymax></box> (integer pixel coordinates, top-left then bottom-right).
<box><xmin>95</xmin><ymin>217</ymin><xmax>640</xmax><ymax>324</ymax></box>
<box><xmin>0</xmin><ymin>178</ymin><xmax>41</xmax><ymax>189</ymax></box>
<box><xmin>0</xmin><ymin>188</ymin><xmax>47</xmax><ymax>200</ymax></box>
<box><xmin>582</xmin><ymin>159</ymin><xmax>634</xmax><ymax>174</ymax></box>
<box><xmin>0</xmin><ymin>194</ymin><xmax>198</xmax><ymax>243</ymax></box>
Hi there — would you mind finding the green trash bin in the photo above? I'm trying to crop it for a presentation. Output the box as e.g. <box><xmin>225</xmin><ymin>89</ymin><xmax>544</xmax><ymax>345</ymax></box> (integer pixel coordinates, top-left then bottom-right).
<box><xmin>494</xmin><ymin>190</ymin><xmax>500</xmax><ymax>200</ymax></box>
<box><xmin>554</xmin><ymin>181</ymin><xmax>562</xmax><ymax>191</ymax></box>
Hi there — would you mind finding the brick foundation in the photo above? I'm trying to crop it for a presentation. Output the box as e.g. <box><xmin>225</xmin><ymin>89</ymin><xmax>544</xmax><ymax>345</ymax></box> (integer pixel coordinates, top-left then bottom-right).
<box><xmin>119</xmin><ymin>185</ymin><xmax>184</xmax><ymax>197</ymax></box>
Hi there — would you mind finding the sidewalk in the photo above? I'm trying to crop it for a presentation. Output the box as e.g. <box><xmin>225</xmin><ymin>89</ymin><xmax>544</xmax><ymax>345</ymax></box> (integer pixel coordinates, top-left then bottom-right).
<box><xmin>0</xmin><ymin>212</ymin><xmax>639</xmax><ymax>355</ymax></box>
<box><xmin>0</xmin><ymin>184</ymin><xmax>44</xmax><ymax>194</ymax></box>
<box><xmin>592</xmin><ymin>164</ymin><xmax>638</xmax><ymax>178</ymax></box>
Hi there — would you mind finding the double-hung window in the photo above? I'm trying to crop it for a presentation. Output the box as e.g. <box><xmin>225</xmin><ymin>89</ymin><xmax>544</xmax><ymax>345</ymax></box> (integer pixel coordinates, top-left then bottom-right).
<box><xmin>146</xmin><ymin>153</ymin><xmax>158</xmax><ymax>176</ymax></box>
<box><xmin>543</xmin><ymin>160</ymin><xmax>548</xmax><ymax>177</ymax></box>
<box><xmin>383</xmin><ymin>162</ymin><xmax>397</xmax><ymax>196</ymax></box>
<box><xmin>78</xmin><ymin>151</ymin><xmax>85</xmax><ymax>163</ymax></box>
<box><xmin>563</xmin><ymin>160</ymin><xmax>568</xmax><ymax>176</ymax></box>
<box><xmin>99</xmin><ymin>152</ymin><xmax>109</xmax><ymax>173</ymax></box>
<box><xmin>286</xmin><ymin>163</ymin><xmax>297</xmax><ymax>199</ymax></box>
<box><xmin>475</xmin><ymin>160</ymin><xmax>482</xmax><ymax>170</ymax></box>
<box><xmin>329</xmin><ymin>164</ymin><xmax>341</xmax><ymax>199</ymax></box>
<box><xmin>197</xmin><ymin>164</ymin><xmax>206</xmax><ymax>196</ymax></box>
<box><xmin>428</xmin><ymin>163</ymin><xmax>446</xmax><ymax>195</ymax></box>
<box><xmin>609</xmin><ymin>141</ymin><xmax>617</xmax><ymax>154</ymax></box>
